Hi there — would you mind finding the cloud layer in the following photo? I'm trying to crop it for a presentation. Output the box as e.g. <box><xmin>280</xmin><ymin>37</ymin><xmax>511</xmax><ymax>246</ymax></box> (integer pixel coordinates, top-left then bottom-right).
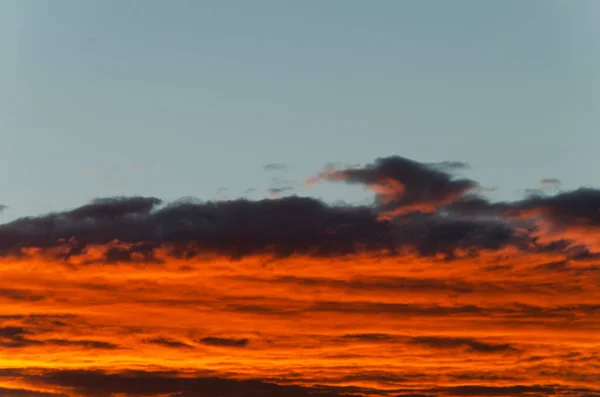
<box><xmin>0</xmin><ymin>155</ymin><xmax>599</xmax><ymax>396</ymax></box>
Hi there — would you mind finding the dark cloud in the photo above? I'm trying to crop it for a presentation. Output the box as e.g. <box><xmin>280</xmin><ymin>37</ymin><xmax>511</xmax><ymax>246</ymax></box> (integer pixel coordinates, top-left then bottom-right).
<box><xmin>0</xmin><ymin>204</ymin><xmax>7</xmax><ymax>213</ymax></box>
<box><xmin>507</xmin><ymin>188</ymin><xmax>600</xmax><ymax>229</ymax></box>
<box><xmin>145</xmin><ymin>336</ymin><xmax>195</xmax><ymax>349</ymax></box>
<box><xmin>0</xmin><ymin>314</ymin><xmax>77</xmax><ymax>326</ymax></box>
<box><xmin>0</xmin><ymin>196</ymin><xmax>387</xmax><ymax>260</ymax></box>
<box><xmin>10</xmin><ymin>368</ymin><xmax>596</xmax><ymax>397</ymax></box>
<box><xmin>225</xmin><ymin>300</ymin><xmax>600</xmax><ymax>323</ymax></box>
<box><xmin>0</xmin><ymin>155</ymin><xmax>597</xmax><ymax>397</ymax></box>
<box><xmin>407</xmin><ymin>336</ymin><xmax>516</xmax><ymax>353</ymax></box>
<box><xmin>0</xmin><ymin>325</ymin><xmax>117</xmax><ymax>350</ymax></box>
<box><xmin>226</xmin><ymin>301</ymin><xmax>489</xmax><ymax>317</ymax></box>
<box><xmin>394</xmin><ymin>394</ymin><xmax>435</xmax><ymax>397</ymax></box>
<box><xmin>268</xmin><ymin>177</ymin><xmax>297</xmax><ymax>195</ymax></box>
<box><xmin>264</xmin><ymin>163</ymin><xmax>288</xmax><ymax>171</ymax></box>
<box><xmin>1</xmin><ymin>155</ymin><xmax>599</xmax><ymax>263</ymax></box>
<box><xmin>0</xmin><ymin>387</ymin><xmax>67</xmax><ymax>397</ymax></box>
<box><xmin>267</xmin><ymin>186</ymin><xmax>295</xmax><ymax>196</ymax></box>
<box><xmin>437</xmin><ymin>385</ymin><xmax>557</xmax><ymax>396</ymax></box>
<box><xmin>427</xmin><ymin>161</ymin><xmax>470</xmax><ymax>171</ymax></box>
<box><xmin>340</xmin><ymin>334</ymin><xmax>398</xmax><ymax>343</ymax></box>
<box><xmin>19</xmin><ymin>369</ymin><xmax>363</xmax><ymax>397</ymax></box>
<box><xmin>539</xmin><ymin>178</ymin><xmax>561</xmax><ymax>187</ymax></box>
<box><xmin>0</xmin><ymin>288</ymin><xmax>45</xmax><ymax>302</ymax></box>
<box><xmin>0</xmin><ymin>326</ymin><xmax>35</xmax><ymax>348</ymax></box>
<box><xmin>309</xmin><ymin>156</ymin><xmax>479</xmax><ymax>216</ymax></box>
<box><xmin>388</xmin><ymin>385</ymin><xmax>600</xmax><ymax>397</ymax></box>
<box><xmin>68</xmin><ymin>196</ymin><xmax>162</xmax><ymax>220</ymax></box>
<box><xmin>44</xmin><ymin>339</ymin><xmax>119</xmax><ymax>350</ymax></box>
<box><xmin>198</xmin><ymin>336</ymin><xmax>249</xmax><ymax>348</ymax></box>
<box><xmin>443</xmin><ymin>195</ymin><xmax>505</xmax><ymax>218</ymax></box>
<box><xmin>0</xmin><ymin>195</ymin><xmax>526</xmax><ymax>263</ymax></box>
<box><xmin>234</xmin><ymin>275</ymin><xmax>506</xmax><ymax>295</ymax></box>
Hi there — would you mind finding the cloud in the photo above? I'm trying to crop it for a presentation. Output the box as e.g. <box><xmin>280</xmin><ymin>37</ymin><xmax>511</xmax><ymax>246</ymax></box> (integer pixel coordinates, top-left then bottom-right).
<box><xmin>0</xmin><ymin>154</ymin><xmax>599</xmax><ymax>397</ymax></box>
<box><xmin>407</xmin><ymin>336</ymin><xmax>516</xmax><ymax>353</ymax></box>
<box><xmin>0</xmin><ymin>387</ymin><xmax>67</xmax><ymax>397</ymax></box>
<box><xmin>307</xmin><ymin>156</ymin><xmax>478</xmax><ymax>217</ymax></box>
<box><xmin>505</xmin><ymin>188</ymin><xmax>600</xmax><ymax>248</ymax></box>
<box><xmin>198</xmin><ymin>336</ymin><xmax>249</xmax><ymax>348</ymax></box>
<box><xmin>144</xmin><ymin>336</ymin><xmax>195</xmax><ymax>349</ymax></box>
<box><xmin>0</xmin><ymin>204</ymin><xmax>7</xmax><ymax>213</ymax></box>
<box><xmin>267</xmin><ymin>186</ymin><xmax>295</xmax><ymax>197</ymax></box>
<box><xmin>0</xmin><ymin>325</ymin><xmax>118</xmax><ymax>350</ymax></box>
<box><xmin>539</xmin><ymin>178</ymin><xmax>561</xmax><ymax>188</ymax></box>
<box><xmin>0</xmin><ymin>288</ymin><xmax>45</xmax><ymax>302</ymax></box>
<box><xmin>68</xmin><ymin>196</ymin><xmax>162</xmax><ymax>220</ymax></box>
<box><xmin>264</xmin><ymin>163</ymin><xmax>288</xmax><ymax>171</ymax></box>
<box><xmin>508</xmin><ymin>188</ymin><xmax>600</xmax><ymax>229</ymax></box>
<box><xmin>16</xmin><ymin>369</ymin><xmax>362</xmax><ymax>397</ymax></box>
<box><xmin>0</xmin><ymin>326</ymin><xmax>32</xmax><ymax>347</ymax></box>
<box><xmin>0</xmin><ymin>195</ymin><xmax>527</xmax><ymax>264</ymax></box>
<box><xmin>436</xmin><ymin>385</ymin><xmax>557</xmax><ymax>396</ymax></box>
<box><xmin>43</xmin><ymin>339</ymin><xmax>119</xmax><ymax>350</ymax></box>
<box><xmin>10</xmin><ymin>155</ymin><xmax>597</xmax><ymax>263</ymax></box>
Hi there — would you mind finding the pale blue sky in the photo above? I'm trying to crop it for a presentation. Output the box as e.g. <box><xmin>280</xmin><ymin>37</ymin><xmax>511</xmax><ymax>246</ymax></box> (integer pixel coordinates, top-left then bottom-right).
<box><xmin>1</xmin><ymin>0</ymin><xmax>599</xmax><ymax>220</ymax></box>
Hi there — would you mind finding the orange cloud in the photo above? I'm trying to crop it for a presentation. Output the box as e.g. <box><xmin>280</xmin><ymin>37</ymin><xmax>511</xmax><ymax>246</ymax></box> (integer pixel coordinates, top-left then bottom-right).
<box><xmin>0</xmin><ymin>155</ymin><xmax>599</xmax><ymax>396</ymax></box>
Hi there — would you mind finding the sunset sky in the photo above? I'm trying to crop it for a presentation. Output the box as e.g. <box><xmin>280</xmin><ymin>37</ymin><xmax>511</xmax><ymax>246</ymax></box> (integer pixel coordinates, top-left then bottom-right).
<box><xmin>1</xmin><ymin>1</ymin><xmax>600</xmax><ymax>397</ymax></box>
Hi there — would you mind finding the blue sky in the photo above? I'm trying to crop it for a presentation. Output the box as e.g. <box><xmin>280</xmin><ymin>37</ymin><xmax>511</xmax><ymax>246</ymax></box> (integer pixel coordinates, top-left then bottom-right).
<box><xmin>1</xmin><ymin>0</ymin><xmax>599</xmax><ymax>220</ymax></box>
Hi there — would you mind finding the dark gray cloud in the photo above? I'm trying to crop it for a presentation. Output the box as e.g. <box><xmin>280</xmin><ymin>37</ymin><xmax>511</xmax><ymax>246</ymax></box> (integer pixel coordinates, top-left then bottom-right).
<box><xmin>390</xmin><ymin>385</ymin><xmax>600</xmax><ymax>397</ymax></box>
<box><xmin>407</xmin><ymin>336</ymin><xmax>516</xmax><ymax>353</ymax></box>
<box><xmin>264</xmin><ymin>163</ymin><xmax>288</xmax><ymax>171</ymax></box>
<box><xmin>0</xmin><ymin>155</ymin><xmax>599</xmax><ymax>264</ymax></box>
<box><xmin>539</xmin><ymin>178</ymin><xmax>561</xmax><ymax>187</ymax></box>
<box><xmin>0</xmin><ymin>193</ymin><xmax>527</xmax><ymax>263</ymax></box>
<box><xmin>145</xmin><ymin>336</ymin><xmax>195</xmax><ymax>349</ymax></box>
<box><xmin>0</xmin><ymin>288</ymin><xmax>45</xmax><ymax>302</ymax></box>
<box><xmin>0</xmin><ymin>325</ymin><xmax>118</xmax><ymax>350</ymax></box>
<box><xmin>339</xmin><ymin>334</ymin><xmax>398</xmax><ymax>343</ymax></box>
<box><xmin>0</xmin><ymin>368</ymin><xmax>596</xmax><ymax>397</ymax></box>
<box><xmin>0</xmin><ymin>387</ymin><xmax>67</xmax><ymax>397</ymax></box>
<box><xmin>44</xmin><ymin>339</ymin><xmax>119</xmax><ymax>350</ymax></box>
<box><xmin>68</xmin><ymin>196</ymin><xmax>162</xmax><ymax>220</ymax></box>
<box><xmin>436</xmin><ymin>385</ymin><xmax>558</xmax><ymax>396</ymax></box>
<box><xmin>267</xmin><ymin>186</ymin><xmax>295</xmax><ymax>196</ymax></box>
<box><xmin>507</xmin><ymin>187</ymin><xmax>600</xmax><ymax>229</ymax></box>
<box><xmin>17</xmin><ymin>369</ymin><xmax>363</xmax><ymax>397</ymax></box>
<box><xmin>198</xmin><ymin>336</ymin><xmax>249</xmax><ymax>348</ymax></box>
<box><xmin>311</xmin><ymin>156</ymin><xmax>478</xmax><ymax>215</ymax></box>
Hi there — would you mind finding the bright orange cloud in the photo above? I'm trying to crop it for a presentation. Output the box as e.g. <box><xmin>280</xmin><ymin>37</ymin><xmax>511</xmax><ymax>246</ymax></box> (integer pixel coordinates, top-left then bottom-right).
<box><xmin>1</xmin><ymin>155</ymin><xmax>599</xmax><ymax>396</ymax></box>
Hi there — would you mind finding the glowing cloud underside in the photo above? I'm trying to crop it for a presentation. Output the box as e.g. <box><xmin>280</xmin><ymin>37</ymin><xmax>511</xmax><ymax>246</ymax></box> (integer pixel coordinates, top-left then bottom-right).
<box><xmin>0</xmin><ymin>155</ymin><xmax>598</xmax><ymax>397</ymax></box>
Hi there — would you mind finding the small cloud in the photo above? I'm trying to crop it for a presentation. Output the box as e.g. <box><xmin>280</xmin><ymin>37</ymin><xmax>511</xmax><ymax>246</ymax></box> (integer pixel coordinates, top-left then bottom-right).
<box><xmin>45</xmin><ymin>339</ymin><xmax>120</xmax><ymax>350</ymax></box>
<box><xmin>407</xmin><ymin>336</ymin><xmax>516</xmax><ymax>354</ymax></box>
<box><xmin>428</xmin><ymin>161</ymin><xmax>471</xmax><ymax>171</ymax></box>
<box><xmin>145</xmin><ymin>336</ymin><xmax>195</xmax><ymax>349</ymax></box>
<box><xmin>198</xmin><ymin>336</ymin><xmax>249</xmax><ymax>348</ymax></box>
<box><xmin>267</xmin><ymin>186</ymin><xmax>295</xmax><ymax>198</ymax></box>
<box><xmin>264</xmin><ymin>163</ymin><xmax>288</xmax><ymax>171</ymax></box>
<box><xmin>0</xmin><ymin>204</ymin><xmax>7</xmax><ymax>213</ymax></box>
<box><xmin>539</xmin><ymin>178</ymin><xmax>561</xmax><ymax>186</ymax></box>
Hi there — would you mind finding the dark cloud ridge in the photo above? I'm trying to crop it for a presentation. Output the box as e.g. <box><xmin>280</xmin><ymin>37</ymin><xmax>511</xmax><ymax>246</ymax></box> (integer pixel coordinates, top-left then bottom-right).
<box><xmin>1</xmin><ymin>155</ymin><xmax>599</xmax><ymax>262</ymax></box>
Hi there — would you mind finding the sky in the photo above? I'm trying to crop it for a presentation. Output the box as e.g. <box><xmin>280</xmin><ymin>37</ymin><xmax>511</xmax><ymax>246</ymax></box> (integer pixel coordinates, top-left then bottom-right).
<box><xmin>1</xmin><ymin>0</ymin><xmax>600</xmax><ymax>219</ymax></box>
<box><xmin>0</xmin><ymin>1</ymin><xmax>600</xmax><ymax>397</ymax></box>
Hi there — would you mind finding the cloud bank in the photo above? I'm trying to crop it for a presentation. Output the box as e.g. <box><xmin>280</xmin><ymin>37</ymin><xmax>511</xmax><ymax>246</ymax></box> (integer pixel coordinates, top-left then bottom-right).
<box><xmin>0</xmin><ymin>155</ymin><xmax>598</xmax><ymax>397</ymax></box>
